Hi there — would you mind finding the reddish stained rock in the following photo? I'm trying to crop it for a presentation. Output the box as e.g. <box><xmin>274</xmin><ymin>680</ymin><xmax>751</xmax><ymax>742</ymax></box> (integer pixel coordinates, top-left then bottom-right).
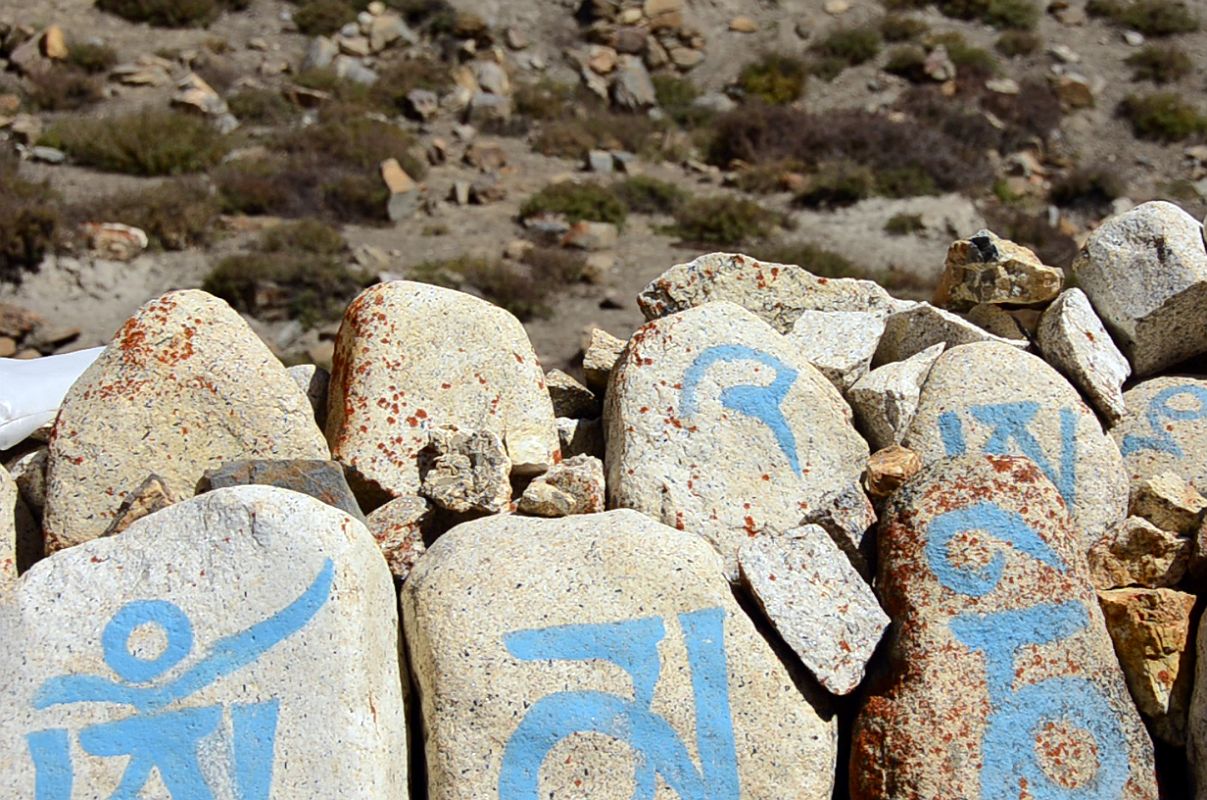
<box><xmin>851</xmin><ymin>455</ymin><xmax>1157</xmax><ymax>800</ymax></box>
<box><xmin>366</xmin><ymin>494</ymin><xmax>430</xmax><ymax>580</ymax></box>
<box><xmin>326</xmin><ymin>282</ymin><xmax>558</xmax><ymax>507</ymax></box>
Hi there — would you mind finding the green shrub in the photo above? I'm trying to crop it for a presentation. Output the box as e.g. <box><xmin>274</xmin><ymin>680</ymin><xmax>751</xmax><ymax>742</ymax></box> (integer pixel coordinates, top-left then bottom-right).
<box><xmin>96</xmin><ymin>0</ymin><xmax>242</xmax><ymax>26</ymax></box>
<box><xmin>228</xmin><ymin>88</ymin><xmax>297</xmax><ymax>125</ymax></box>
<box><xmin>204</xmin><ymin>220</ymin><xmax>369</xmax><ymax>328</ymax></box>
<box><xmin>521</xmin><ymin>246</ymin><xmax>585</xmax><ymax>285</ymax></box>
<box><xmin>1119</xmin><ymin>92</ymin><xmax>1207</xmax><ymax>140</ymax></box>
<box><xmin>1115</xmin><ymin>0</ymin><xmax>1198</xmax><ymax>34</ymax></box>
<box><xmin>72</xmin><ymin>179</ymin><xmax>220</xmax><ymax>250</ymax></box>
<box><xmin>409</xmin><ymin>248</ymin><xmax>581</xmax><ymax>321</ymax></box>
<box><xmin>738</xmin><ymin>54</ymin><xmax>807</xmax><ymax>105</ymax></box>
<box><xmin>66</xmin><ymin>41</ymin><xmax>119</xmax><ymax>74</ymax></box>
<box><xmin>652</xmin><ymin>73</ymin><xmax>712</xmax><ymax>128</ymax></box>
<box><xmin>884</xmin><ymin>45</ymin><xmax>928</xmax><ymax>80</ymax></box>
<box><xmin>1049</xmin><ymin>166</ymin><xmax>1124</xmax><ymax>211</ymax></box>
<box><xmin>611</xmin><ymin>176</ymin><xmax>687</xmax><ymax>215</ymax></box>
<box><xmin>812</xmin><ymin>25</ymin><xmax>883</xmax><ymax>66</ymax></box>
<box><xmin>24</xmin><ymin>66</ymin><xmax>103</xmax><ymax>110</ymax></box>
<box><xmin>286</xmin><ymin>113</ymin><xmax>425</xmax><ymax>177</ymax></box>
<box><xmin>669</xmin><ymin>196</ymin><xmax>782</xmax><ymax>245</ymax></box>
<box><xmin>371</xmin><ymin>55</ymin><xmax>454</xmax><ymax>112</ymax></box>
<box><xmin>747</xmin><ymin>240</ymin><xmax>867</xmax><ymax>279</ymax></box>
<box><xmin>938</xmin><ymin>0</ymin><xmax>1039</xmax><ymax>27</ymax></box>
<box><xmin>795</xmin><ymin>161</ymin><xmax>875</xmax><ymax>208</ymax></box>
<box><xmin>514</xmin><ymin>79</ymin><xmax>580</xmax><ymax>121</ymax></box>
<box><xmin>0</xmin><ymin>155</ymin><xmax>60</xmax><ymax>283</ymax></box>
<box><xmin>995</xmin><ymin>30</ymin><xmax>1041</xmax><ymax>56</ymax></box>
<box><xmin>42</xmin><ymin>108</ymin><xmax>229</xmax><ymax>175</ymax></box>
<box><xmin>1125</xmin><ymin>45</ymin><xmax>1193</xmax><ymax>83</ymax></box>
<box><xmin>930</xmin><ymin>32</ymin><xmax>1000</xmax><ymax>77</ymax></box>
<box><xmin>293</xmin><ymin>0</ymin><xmax>357</xmax><ymax>36</ymax></box>
<box><xmin>885</xmin><ymin>212</ymin><xmax>926</xmax><ymax>234</ymax></box>
<box><xmin>320</xmin><ymin>172</ymin><xmax>390</xmax><ymax>222</ymax></box>
<box><xmin>519</xmin><ymin>182</ymin><xmax>628</xmax><ymax>226</ymax></box>
<box><xmin>880</xmin><ymin>14</ymin><xmax>930</xmax><ymax>41</ymax></box>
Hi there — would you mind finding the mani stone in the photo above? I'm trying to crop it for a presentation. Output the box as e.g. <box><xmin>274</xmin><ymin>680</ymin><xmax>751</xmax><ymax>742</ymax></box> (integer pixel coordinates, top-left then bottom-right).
<box><xmin>851</xmin><ymin>455</ymin><xmax>1157</xmax><ymax>800</ymax></box>
<box><xmin>932</xmin><ymin>229</ymin><xmax>1063</xmax><ymax>311</ymax></box>
<box><xmin>402</xmin><ymin>509</ymin><xmax>838</xmax><ymax>800</ymax></box>
<box><xmin>43</xmin><ymin>291</ymin><xmax>329</xmax><ymax>552</ymax></box>
<box><xmin>848</xmin><ymin>342</ymin><xmax>944</xmax><ymax>451</ymax></box>
<box><xmin>1037</xmin><ymin>288</ymin><xmax>1131</xmax><ymax>422</ymax></box>
<box><xmin>739</xmin><ymin>525</ymin><xmax>889</xmax><ymax>696</ymax></box>
<box><xmin>1099</xmin><ymin>587</ymin><xmax>1198</xmax><ymax>745</ymax></box>
<box><xmin>871</xmin><ymin>302</ymin><xmax>1025</xmax><ymax>367</ymax></box>
<box><xmin>1087</xmin><ymin>516</ymin><xmax>1190</xmax><ymax>590</ymax></box>
<box><xmin>786</xmin><ymin>310</ymin><xmax>885</xmax><ymax>391</ymax></box>
<box><xmin>1071</xmin><ymin>201</ymin><xmax>1207</xmax><ymax>377</ymax></box>
<box><xmin>1110</xmin><ymin>376</ymin><xmax>1207</xmax><ymax>495</ymax></box>
<box><xmin>327</xmin><ymin>281</ymin><xmax>558</xmax><ymax>506</ymax></box>
<box><xmin>365</xmin><ymin>494</ymin><xmax>430</xmax><ymax>580</ymax></box>
<box><xmin>903</xmin><ymin>340</ymin><xmax>1128</xmax><ymax>550</ymax></box>
<box><xmin>418</xmin><ymin>427</ymin><xmax>512</xmax><ymax>515</ymax></box>
<box><xmin>517</xmin><ymin>454</ymin><xmax>605</xmax><ymax>517</ymax></box>
<box><xmin>604</xmin><ymin>301</ymin><xmax>868</xmax><ymax>580</ymax></box>
<box><xmin>0</xmin><ymin>486</ymin><xmax>407</xmax><ymax>797</ymax></box>
<box><xmin>637</xmin><ymin>251</ymin><xmax>903</xmax><ymax>335</ymax></box>
<box><xmin>1129</xmin><ymin>471</ymin><xmax>1206</xmax><ymax>535</ymax></box>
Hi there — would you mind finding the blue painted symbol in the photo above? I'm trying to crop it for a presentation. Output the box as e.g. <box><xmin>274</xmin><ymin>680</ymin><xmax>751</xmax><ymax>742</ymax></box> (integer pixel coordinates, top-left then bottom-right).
<box><xmin>925</xmin><ymin>502</ymin><xmax>1130</xmax><ymax>799</ymax></box>
<box><xmin>938</xmin><ymin>402</ymin><xmax>1079</xmax><ymax>505</ymax></box>
<box><xmin>1120</xmin><ymin>384</ymin><xmax>1207</xmax><ymax>458</ymax></box>
<box><xmin>27</xmin><ymin>558</ymin><xmax>334</xmax><ymax>800</ymax></box>
<box><xmin>498</xmin><ymin>608</ymin><xmax>739</xmax><ymax>800</ymax></box>
<box><xmin>680</xmin><ymin>344</ymin><xmax>801</xmax><ymax>475</ymax></box>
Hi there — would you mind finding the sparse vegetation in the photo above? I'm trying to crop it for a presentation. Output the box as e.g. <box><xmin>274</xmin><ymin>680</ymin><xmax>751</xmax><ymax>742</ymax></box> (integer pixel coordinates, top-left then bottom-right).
<box><xmin>66</xmin><ymin>41</ymin><xmax>119</xmax><ymax>74</ymax></box>
<box><xmin>985</xmin><ymin>206</ymin><xmax>1078</xmax><ymax>268</ymax></box>
<box><xmin>285</xmin><ymin>113</ymin><xmax>425</xmax><ymax>177</ymax></box>
<box><xmin>938</xmin><ymin>0</ymin><xmax>1040</xmax><ymax>28</ymax></box>
<box><xmin>669</xmin><ymin>196</ymin><xmax>783</xmax><ymax>245</ymax></box>
<box><xmin>885</xmin><ymin>212</ymin><xmax>926</xmax><ymax>235</ymax></box>
<box><xmin>519</xmin><ymin>182</ymin><xmax>628</xmax><ymax>227</ymax></box>
<box><xmin>810</xmin><ymin>25</ymin><xmax>882</xmax><ymax>79</ymax></box>
<box><xmin>995</xmin><ymin>30</ymin><xmax>1041</xmax><ymax>56</ymax></box>
<box><xmin>0</xmin><ymin>154</ymin><xmax>60</xmax><ymax>283</ymax></box>
<box><xmin>1087</xmin><ymin>0</ymin><xmax>1199</xmax><ymax>34</ymax></box>
<box><xmin>227</xmin><ymin>87</ymin><xmax>298</xmax><ymax>125</ymax></box>
<box><xmin>24</xmin><ymin>66</ymin><xmax>103</xmax><ymax>111</ymax></box>
<box><xmin>1125</xmin><ymin>45</ymin><xmax>1193</xmax><ymax>83</ymax></box>
<box><xmin>929</xmin><ymin>32</ymin><xmax>999</xmax><ymax>77</ymax></box>
<box><xmin>738</xmin><ymin>54</ymin><xmax>807</xmax><ymax>105</ymax></box>
<box><xmin>71</xmin><ymin>179</ymin><xmax>220</xmax><ymax>250</ymax></box>
<box><xmin>1119</xmin><ymin>92</ymin><xmax>1207</xmax><ymax>141</ymax></box>
<box><xmin>42</xmin><ymin>108</ymin><xmax>229</xmax><ymax>175</ymax></box>
<box><xmin>880</xmin><ymin>14</ymin><xmax>930</xmax><ymax>41</ymax></box>
<box><xmin>293</xmin><ymin>0</ymin><xmax>358</xmax><ymax>36</ymax></box>
<box><xmin>372</xmin><ymin>55</ymin><xmax>455</xmax><ymax>112</ymax></box>
<box><xmin>611</xmin><ymin>176</ymin><xmax>687</xmax><ymax>215</ymax></box>
<box><xmin>748</xmin><ymin>241</ymin><xmax>867</xmax><ymax>279</ymax></box>
<box><xmin>204</xmin><ymin>220</ymin><xmax>370</xmax><ymax>328</ymax></box>
<box><xmin>795</xmin><ymin>161</ymin><xmax>875</xmax><ymax>207</ymax></box>
<box><xmin>1049</xmin><ymin>166</ymin><xmax>1124</xmax><ymax>213</ymax></box>
<box><xmin>96</xmin><ymin>0</ymin><xmax>243</xmax><ymax>27</ymax></box>
<box><xmin>513</xmin><ymin>78</ymin><xmax>579</xmax><ymax>121</ymax></box>
<box><xmin>652</xmin><ymin>74</ymin><xmax>712</xmax><ymax>128</ymax></box>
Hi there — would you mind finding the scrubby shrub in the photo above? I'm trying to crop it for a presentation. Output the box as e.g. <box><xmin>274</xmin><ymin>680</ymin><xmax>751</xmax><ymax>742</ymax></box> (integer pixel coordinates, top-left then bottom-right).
<box><xmin>885</xmin><ymin>212</ymin><xmax>926</xmax><ymax>234</ymax></box>
<box><xmin>929</xmin><ymin>32</ymin><xmax>1000</xmax><ymax>77</ymax></box>
<box><xmin>733</xmin><ymin>160</ymin><xmax>807</xmax><ymax>193</ymax></box>
<box><xmin>1119</xmin><ymin>92</ymin><xmax>1207</xmax><ymax>141</ymax></box>
<box><xmin>669</xmin><ymin>196</ymin><xmax>782</xmax><ymax>245</ymax></box>
<box><xmin>96</xmin><ymin>0</ymin><xmax>242</xmax><ymax>26</ymax></box>
<box><xmin>409</xmin><ymin>247</ymin><xmax>581</xmax><ymax>321</ymax></box>
<box><xmin>1125</xmin><ymin>45</ymin><xmax>1193</xmax><ymax>83</ymax></box>
<box><xmin>880</xmin><ymin>14</ymin><xmax>930</xmax><ymax>41</ymax></box>
<box><xmin>738</xmin><ymin>54</ymin><xmax>807</xmax><ymax>105</ymax></box>
<box><xmin>66</xmin><ymin>41</ymin><xmax>119</xmax><ymax>74</ymax></box>
<box><xmin>388</xmin><ymin>0</ymin><xmax>456</xmax><ymax>28</ymax></box>
<box><xmin>812</xmin><ymin>25</ymin><xmax>883</xmax><ymax>66</ymax></box>
<box><xmin>286</xmin><ymin>113</ymin><xmax>426</xmax><ymax>177</ymax></box>
<box><xmin>514</xmin><ymin>78</ymin><xmax>580</xmax><ymax>121</ymax></box>
<box><xmin>72</xmin><ymin>179</ymin><xmax>220</xmax><ymax>249</ymax></box>
<box><xmin>1049</xmin><ymin>166</ymin><xmax>1124</xmax><ymax>212</ymax></box>
<box><xmin>652</xmin><ymin>73</ymin><xmax>711</xmax><ymax>128</ymax></box>
<box><xmin>42</xmin><ymin>108</ymin><xmax>229</xmax><ymax>175</ymax></box>
<box><xmin>747</xmin><ymin>240</ymin><xmax>867</xmax><ymax>279</ymax></box>
<box><xmin>319</xmin><ymin>172</ymin><xmax>390</xmax><ymax>222</ymax></box>
<box><xmin>978</xmin><ymin>79</ymin><xmax>1064</xmax><ymax>148</ymax></box>
<box><xmin>520</xmin><ymin>245</ymin><xmax>585</xmax><ymax>285</ymax></box>
<box><xmin>519</xmin><ymin>182</ymin><xmax>628</xmax><ymax>226</ymax></box>
<box><xmin>293</xmin><ymin>0</ymin><xmax>357</xmax><ymax>35</ymax></box>
<box><xmin>372</xmin><ymin>55</ymin><xmax>454</xmax><ymax>112</ymax></box>
<box><xmin>884</xmin><ymin>45</ymin><xmax>928</xmax><ymax>80</ymax></box>
<box><xmin>995</xmin><ymin>30</ymin><xmax>1041</xmax><ymax>56</ymax></box>
<box><xmin>611</xmin><ymin>176</ymin><xmax>687</xmax><ymax>215</ymax></box>
<box><xmin>1089</xmin><ymin>0</ymin><xmax>1199</xmax><ymax>34</ymax></box>
<box><xmin>204</xmin><ymin>220</ymin><xmax>369</xmax><ymax>328</ymax></box>
<box><xmin>0</xmin><ymin>155</ymin><xmax>60</xmax><ymax>283</ymax></box>
<box><xmin>24</xmin><ymin>66</ymin><xmax>103</xmax><ymax>110</ymax></box>
<box><xmin>938</xmin><ymin>0</ymin><xmax>1039</xmax><ymax>28</ymax></box>
<box><xmin>228</xmin><ymin>87</ymin><xmax>297</xmax><ymax>125</ymax></box>
<box><xmin>795</xmin><ymin>161</ymin><xmax>875</xmax><ymax>207</ymax></box>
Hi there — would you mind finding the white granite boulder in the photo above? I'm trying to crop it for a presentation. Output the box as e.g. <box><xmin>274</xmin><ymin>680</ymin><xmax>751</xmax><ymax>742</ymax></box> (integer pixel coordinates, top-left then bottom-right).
<box><xmin>402</xmin><ymin>510</ymin><xmax>837</xmax><ymax>800</ymax></box>
<box><xmin>786</xmin><ymin>310</ymin><xmax>885</xmax><ymax>391</ymax></box>
<box><xmin>0</xmin><ymin>486</ymin><xmax>407</xmax><ymax>797</ymax></box>
<box><xmin>1110</xmin><ymin>376</ymin><xmax>1207</xmax><ymax>495</ymax></box>
<box><xmin>1071</xmin><ymin>201</ymin><xmax>1207</xmax><ymax>377</ymax></box>
<box><xmin>903</xmin><ymin>340</ymin><xmax>1128</xmax><ymax>550</ymax></box>
<box><xmin>1037</xmin><ymin>288</ymin><xmax>1131</xmax><ymax>422</ymax></box>
<box><xmin>605</xmin><ymin>301</ymin><xmax>868</xmax><ymax>579</ymax></box>
<box><xmin>43</xmin><ymin>291</ymin><xmax>329</xmax><ymax>551</ymax></box>
<box><xmin>327</xmin><ymin>281</ymin><xmax>559</xmax><ymax>505</ymax></box>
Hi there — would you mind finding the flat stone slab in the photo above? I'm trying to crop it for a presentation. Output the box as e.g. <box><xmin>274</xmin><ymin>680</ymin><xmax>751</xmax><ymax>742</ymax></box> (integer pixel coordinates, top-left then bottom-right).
<box><xmin>327</xmin><ymin>281</ymin><xmax>558</xmax><ymax>506</ymax></box>
<box><xmin>739</xmin><ymin>525</ymin><xmax>888</xmax><ymax>695</ymax></box>
<box><xmin>1111</xmin><ymin>375</ymin><xmax>1207</xmax><ymax>496</ymax></box>
<box><xmin>851</xmin><ymin>455</ymin><xmax>1157</xmax><ymax>800</ymax></box>
<box><xmin>1037</xmin><ymin>287</ymin><xmax>1131</xmax><ymax>422</ymax></box>
<box><xmin>903</xmin><ymin>340</ymin><xmax>1128</xmax><ymax>550</ymax></box>
<box><xmin>402</xmin><ymin>509</ymin><xmax>837</xmax><ymax>800</ymax></box>
<box><xmin>605</xmin><ymin>301</ymin><xmax>868</xmax><ymax>579</ymax></box>
<box><xmin>786</xmin><ymin>310</ymin><xmax>885</xmax><ymax>391</ymax></box>
<box><xmin>848</xmin><ymin>342</ymin><xmax>944</xmax><ymax>451</ymax></box>
<box><xmin>0</xmin><ymin>486</ymin><xmax>407</xmax><ymax>797</ymax></box>
<box><xmin>43</xmin><ymin>291</ymin><xmax>329</xmax><ymax>551</ymax></box>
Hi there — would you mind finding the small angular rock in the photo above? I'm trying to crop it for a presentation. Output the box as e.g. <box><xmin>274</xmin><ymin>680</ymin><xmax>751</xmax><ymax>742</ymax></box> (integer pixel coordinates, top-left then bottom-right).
<box><xmin>288</xmin><ymin>363</ymin><xmax>330</xmax><ymax>431</ymax></box>
<box><xmin>864</xmin><ymin>444</ymin><xmax>921</xmax><ymax>499</ymax></box>
<box><xmin>556</xmin><ymin>416</ymin><xmax>605</xmax><ymax>459</ymax></box>
<box><xmin>787</xmin><ymin>310</ymin><xmax>885</xmax><ymax>391</ymax></box>
<box><xmin>933</xmin><ymin>229</ymin><xmax>1063</xmax><ymax>311</ymax></box>
<box><xmin>582</xmin><ymin>327</ymin><xmax>626</xmax><ymax>391</ymax></box>
<box><xmin>517</xmin><ymin>454</ymin><xmax>605</xmax><ymax>517</ymax></box>
<box><xmin>365</xmin><ymin>494</ymin><xmax>430</xmax><ymax>580</ymax></box>
<box><xmin>872</xmin><ymin>302</ymin><xmax>1025</xmax><ymax>367</ymax></box>
<box><xmin>418</xmin><ymin>426</ymin><xmax>511</xmax><ymax>514</ymax></box>
<box><xmin>544</xmin><ymin>369</ymin><xmax>598</xmax><ymax>418</ymax></box>
<box><xmin>1130</xmin><ymin>471</ymin><xmax>1206</xmax><ymax>535</ymax></box>
<box><xmin>848</xmin><ymin>343</ymin><xmax>944</xmax><ymax>450</ymax></box>
<box><xmin>1037</xmin><ymin>287</ymin><xmax>1131</xmax><ymax>421</ymax></box>
<box><xmin>1088</xmin><ymin>516</ymin><xmax>1190</xmax><ymax>590</ymax></box>
<box><xmin>99</xmin><ymin>474</ymin><xmax>175</xmax><ymax>538</ymax></box>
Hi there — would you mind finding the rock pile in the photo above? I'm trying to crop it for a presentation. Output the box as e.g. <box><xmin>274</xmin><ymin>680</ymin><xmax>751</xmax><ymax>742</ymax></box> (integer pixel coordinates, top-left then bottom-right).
<box><xmin>3</xmin><ymin>200</ymin><xmax>1207</xmax><ymax>797</ymax></box>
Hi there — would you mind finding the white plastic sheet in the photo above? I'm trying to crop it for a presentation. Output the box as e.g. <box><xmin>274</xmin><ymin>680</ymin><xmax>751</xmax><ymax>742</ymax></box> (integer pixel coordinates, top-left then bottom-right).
<box><xmin>0</xmin><ymin>347</ymin><xmax>104</xmax><ymax>450</ymax></box>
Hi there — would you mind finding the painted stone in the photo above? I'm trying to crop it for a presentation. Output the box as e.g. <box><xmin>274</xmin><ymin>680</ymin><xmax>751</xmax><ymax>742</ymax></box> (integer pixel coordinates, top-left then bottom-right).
<box><xmin>604</xmin><ymin>301</ymin><xmax>868</xmax><ymax>580</ymax></box>
<box><xmin>365</xmin><ymin>494</ymin><xmax>430</xmax><ymax>580</ymax></box>
<box><xmin>517</xmin><ymin>454</ymin><xmax>605</xmax><ymax>517</ymax></box>
<box><xmin>0</xmin><ymin>486</ymin><xmax>407</xmax><ymax>797</ymax></box>
<box><xmin>1037</xmin><ymin>288</ymin><xmax>1131</xmax><ymax>422</ymax></box>
<box><xmin>851</xmin><ymin>455</ymin><xmax>1157</xmax><ymax>800</ymax></box>
<box><xmin>200</xmin><ymin>459</ymin><xmax>364</xmax><ymax>521</ymax></box>
<box><xmin>43</xmin><ymin>291</ymin><xmax>329</xmax><ymax>552</ymax></box>
<box><xmin>327</xmin><ymin>281</ymin><xmax>558</xmax><ymax>506</ymax></box>
<box><xmin>1099</xmin><ymin>587</ymin><xmax>1197</xmax><ymax>745</ymax></box>
<box><xmin>872</xmin><ymin>303</ymin><xmax>1025</xmax><ymax>367</ymax></box>
<box><xmin>786</xmin><ymin>310</ymin><xmax>885</xmax><ymax>391</ymax></box>
<box><xmin>849</xmin><ymin>343</ymin><xmax>944</xmax><ymax>451</ymax></box>
<box><xmin>1111</xmin><ymin>376</ymin><xmax>1207</xmax><ymax>496</ymax></box>
<box><xmin>1087</xmin><ymin>517</ymin><xmax>1190</xmax><ymax>590</ymax></box>
<box><xmin>1189</xmin><ymin>615</ymin><xmax>1207</xmax><ymax>798</ymax></box>
<box><xmin>1071</xmin><ymin>201</ymin><xmax>1207</xmax><ymax>377</ymax></box>
<box><xmin>738</xmin><ymin>525</ymin><xmax>889</xmax><ymax>695</ymax></box>
<box><xmin>932</xmin><ymin>229</ymin><xmax>1063</xmax><ymax>311</ymax></box>
<box><xmin>903</xmin><ymin>340</ymin><xmax>1128</xmax><ymax>550</ymax></box>
<box><xmin>637</xmin><ymin>251</ymin><xmax>904</xmax><ymax>334</ymax></box>
<box><xmin>402</xmin><ymin>509</ymin><xmax>837</xmax><ymax>800</ymax></box>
